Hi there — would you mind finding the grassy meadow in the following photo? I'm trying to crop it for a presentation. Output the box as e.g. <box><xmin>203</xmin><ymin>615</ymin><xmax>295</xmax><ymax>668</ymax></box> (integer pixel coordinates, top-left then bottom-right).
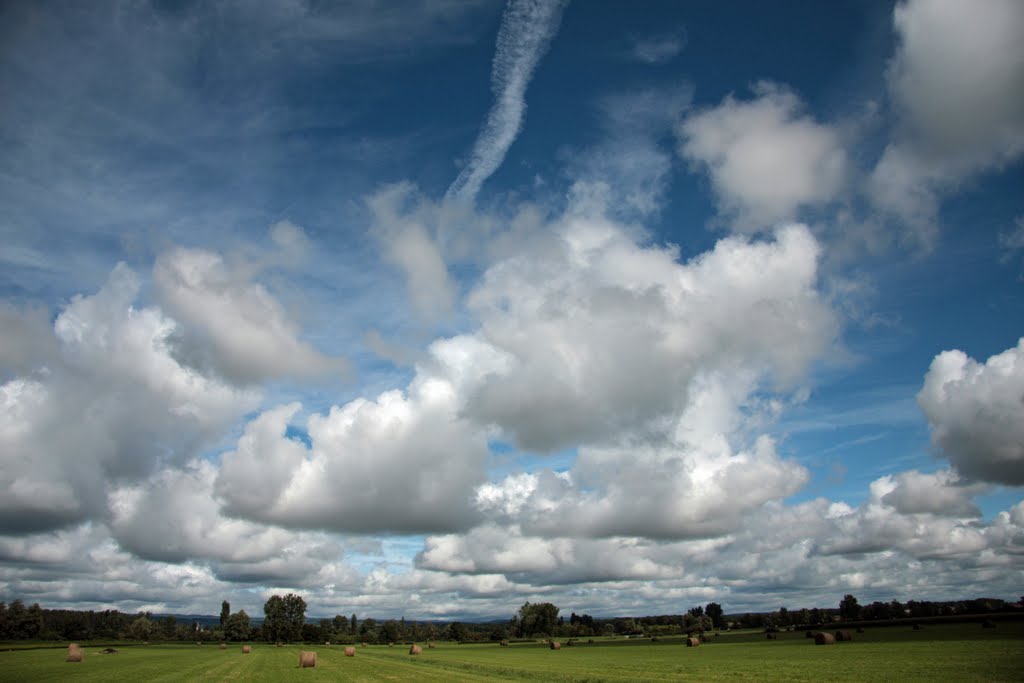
<box><xmin>2</xmin><ymin>622</ymin><xmax>1022</xmax><ymax>682</ymax></box>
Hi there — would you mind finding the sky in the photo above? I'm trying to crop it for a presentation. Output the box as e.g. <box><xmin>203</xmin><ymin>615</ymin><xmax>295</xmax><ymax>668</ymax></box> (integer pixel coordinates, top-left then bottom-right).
<box><xmin>0</xmin><ymin>0</ymin><xmax>1022</xmax><ymax>621</ymax></box>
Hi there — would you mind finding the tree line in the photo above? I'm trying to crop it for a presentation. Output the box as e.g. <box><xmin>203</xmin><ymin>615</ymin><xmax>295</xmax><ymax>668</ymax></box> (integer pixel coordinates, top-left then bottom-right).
<box><xmin>1</xmin><ymin>593</ymin><xmax>1017</xmax><ymax>642</ymax></box>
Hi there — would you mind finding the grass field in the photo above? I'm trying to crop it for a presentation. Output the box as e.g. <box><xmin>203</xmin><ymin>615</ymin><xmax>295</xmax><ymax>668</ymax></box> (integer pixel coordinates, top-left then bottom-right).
<box><xmin>2</xmin><ymin>622</ymin><xmax>1022</xmax><ymax>682</ymax></box>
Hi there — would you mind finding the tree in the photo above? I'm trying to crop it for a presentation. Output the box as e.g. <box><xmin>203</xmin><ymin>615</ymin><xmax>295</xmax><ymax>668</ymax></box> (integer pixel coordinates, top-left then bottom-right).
<box><xmin>225</xmin><ymin>610</ymin><xmax>251</xmax><ymax>641</ymax></box>
<box><xmin>704</xmin><ymin>602</ymin><xmax>724</xmax><ymax>629</ymax></box>
<box><xmin>449</xmin><ymin>621</ymin><xmax>467</xmax><ymax>641</ymax></box>
<box><xmin>220</xmin><ymin>601</ymin><xmax>230</xmax><ymax>627</ymax></box>
<box><xmin>839</xmin><ymin>594</ymin><xmax>861</xmax><ymax>621</ymax></box>
<box><xmin>380</xmin><ymin>620</ymin><xmax>400</xmax><ymax>644</ymax></box>
<box><xmin>263</xmin><ymin>593</ymin><xmax>307</xmax><ymax>642</ymax></box>
<box><xmin>513</xmin><ymin>602</ymin><xmax>559</xmax><ymax>638</ymax></box>
<box><xmin>128</xmin><ymin>616</ymin><xmax>153</xmax><ymax>641</ymax></box>
<box><xmin>350</xmin><ymin>613</ymin><xmax>358</xmax><ymax>635</ymax></box>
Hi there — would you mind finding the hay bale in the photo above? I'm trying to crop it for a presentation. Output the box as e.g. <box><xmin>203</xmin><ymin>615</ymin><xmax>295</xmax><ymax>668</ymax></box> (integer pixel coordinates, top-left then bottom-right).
<box><xmin>242</xmin><ymin>645</ymin><xmax>252</xmax><ymax>654</ymax></box>
<box><xmin>66</xmin><ymin>644</ymin><xmax>83</xmax><ymax>663</ymax></box>
<box><xmin>344</xmin><ymin>646</ymin><xmax>356</xmax><ymax>657</ymax></box>
<box><xmin>409</xmin><ymin>644</ymin><xmax>423</xmax><ymax>655</ymax></box>
<box><xmin>428</xmin><ymin>643</ymin><xmax>436</xmax><ymax>649</ymax></box>
<box><xmin>835</xmin><ymin>630</ymin><xmax>853</xmax><ymax>642</ymax></box>
<box><xmin>299</xmin><ymin>651</ymin><xmax>317</xmax><ymax>668</ymax></box>
<box><xmin>219</xmin><ymin>643</ymin><xmax>227</xmax><ymax>650</ymax></box>
<box><xmin>361</xmin><ymin>642</ymin><xmax>367</xmax><ymax>647</ymax></box>
<box><xmin>814</xmin><ymin>632</ymin><xmax>836</xmax><ymax>645</ymax></box>
<box><xmin>500</xmin><ymin>640</ymin><xmax>509</xmax><ymax>647</ymax></box>
<box><xmin>276</xmin><ymin>642</ymin><xmax>283</xmax><ymax>648</ymax></box>
<box><xmin>325</xmin><ymin>641</ymin><xmax>331</xmax><ymax>646</ymax></box>
<box><xmin>196</xmin><ymin>641</ymin><xmax>202</xmax><ymax>646</ymax></box>
<box><xmin>549</xmin><ymin>641</ymin><xmax>561</xmax><ymax>650</ymax></box>
<box><xmin>686</xmin><ymin>637</ymin><xmax>700</xmax><ymax>647</ymax></box>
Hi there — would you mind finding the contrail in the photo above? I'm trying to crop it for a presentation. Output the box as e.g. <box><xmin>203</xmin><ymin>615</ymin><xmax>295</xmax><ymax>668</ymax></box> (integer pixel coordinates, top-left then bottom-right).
<box><xmin>445</xmin><ymin>0</ymin><xmax>570</xmax><ymax>204</ymax></box>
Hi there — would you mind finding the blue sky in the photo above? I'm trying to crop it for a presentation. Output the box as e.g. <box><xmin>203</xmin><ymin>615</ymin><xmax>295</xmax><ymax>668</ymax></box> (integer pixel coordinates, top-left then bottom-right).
<box><xmin>1</xmin><ymin>0</ymin><xmax>1022</xmax><ymax>620</ymax></box>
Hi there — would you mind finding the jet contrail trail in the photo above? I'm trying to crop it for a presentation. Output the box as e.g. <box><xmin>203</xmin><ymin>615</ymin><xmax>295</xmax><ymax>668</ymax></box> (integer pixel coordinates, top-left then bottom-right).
<box><xmin>445</xmin><ymin>0</ymin><xmax>570</xmax><ymax>204</ymax></box>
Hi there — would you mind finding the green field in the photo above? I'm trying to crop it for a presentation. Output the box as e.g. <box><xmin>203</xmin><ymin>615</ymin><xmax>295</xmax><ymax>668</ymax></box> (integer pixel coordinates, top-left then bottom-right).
<box><xmin>2</xmin><ymin>623</ymin><xmax>1022</xmax><ymax>682</ymax></box>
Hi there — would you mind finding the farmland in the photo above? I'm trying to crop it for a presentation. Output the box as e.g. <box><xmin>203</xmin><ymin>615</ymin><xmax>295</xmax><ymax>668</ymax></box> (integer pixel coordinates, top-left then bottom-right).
<box><xmin>2</xmin><ymin>622</ymin><xmax>1022</xmax><ymax>682</ymax></box>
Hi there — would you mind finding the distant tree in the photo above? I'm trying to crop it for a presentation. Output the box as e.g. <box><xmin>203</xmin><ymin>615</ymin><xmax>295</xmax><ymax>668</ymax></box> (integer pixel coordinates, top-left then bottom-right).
<box><xmin>128</xmin><ymin>616</ymin><xmax>153</xmax><ymax>641</ymax></box>
<box><xmin>360</xmin><ymin>617</ymin><xmax>378</xmax><ymax>643</ymax></box>
<box><xmin>839</xmin><ymin>594</ymin><xmax>861</xmax><ymax>621</ymax></box>
<box><xmin>224</xmin><ymin>610</ymin><xmax>251</xmax><ymax>641</ymax></box>
<box><xmin>449</xmin><ymin>621</ymin><xmax>467</xmax><ymax>641</ymax></box>
<box><xmin>350</xmin><ymin>613</ymin><xmax>358</xmax><ymax>635</ymax></box>
<box><xmin>220</xmin><ymin>601</ymin><xmax>230</xmax><ymax>627</ymax></box>
<box><xmin>777</xmin><ymin>607</ymin><xmax>790</xmax><ymax>627</ymax></box>
<box><xmin>704</xmin><ymin>602</ymin><xmax>724</xmax><ymax>629</ymax></box>
<box><xmin>263</xmin><ymin>594</ymin><xmax>306</xmax><ymax>642</ymax></box>
<box><xmin>380</xmin><ymin>619</ymin><xmax>400</xmax><ymax>644</ymax></box>
<box><xmin>513</xmin><ymin>602</ymin><xmax>559</xmax><ymax>637</ymax></box>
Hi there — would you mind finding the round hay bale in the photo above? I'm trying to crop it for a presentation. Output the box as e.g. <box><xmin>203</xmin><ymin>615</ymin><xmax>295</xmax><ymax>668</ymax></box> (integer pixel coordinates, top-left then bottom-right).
<box><xmin>388</xmin><ymin>642</ymin><xmax>394</xmax><ymax>648</ymax></box>
<box><xmin>325</xmin><ymin>641</ymin><xmax>331</xmax><ymax>646</ymax></box>
<box><xmin>299</xmin><ymin>651</ymin><xmax>317</xmax><ymax>668</ymax></box>
<box><xmin>835</xmin><ymin>630</ymin><xmax>853</xmax><ymax>642</ymax></box>
<box><xmin>344</xmin><ymin>646</ymin><xmax>356</xmax><ymax>657</ymax></box>
<box><xmin>276</xmin><ymin>642</ymin><xmax>283</xmax><ymax>648</ymax></box>
<box><xmin>196</xmin><ymin>641</ymin><xmax>202</xmax><ymax>646</ymax></box>
<box><xmin>814</xmin><ymin>632</ymin><xmax>836</xmax><ymax>645</ymax></box>
<box><xmin>66</xmin><ymin>644</ymin><xmax>83</xmax><ymax>663</ymax></box>
<box><xmin>500</xmin><ymin>640</ymin><xmax>509</xmax><ymax>647</ymax></box>
<box><xmin>549</xmin><ymin>641</ymin><xmax>561</xmax><ymax>650</ymax></box>
<box><xmin>428</xmin><ymin>643</ymin><xmax>436</xmax><ymax>649</ymax></box>
<box><xmin>361</xmin><ymin>642</ymin><xmax>367</xmax><ymax>647</ymax></box>
<box><xmin>686</xmin><ymin>637</ymin><xmax>700</xmax><ymax>647</ymax></box>
<box><xmin>219</xmin><ymin>643</ymin><xmax>227</xmax><ymax>650</ymax></box>
<box><xmin>409</xmin><ymin>644</ymin><xmax>423</xmax><ymax>655</ymax></box>
<box><xmin>242</xmin><ymin>645</ymin><xmax>252</xmax><ymax>654</ymax></box>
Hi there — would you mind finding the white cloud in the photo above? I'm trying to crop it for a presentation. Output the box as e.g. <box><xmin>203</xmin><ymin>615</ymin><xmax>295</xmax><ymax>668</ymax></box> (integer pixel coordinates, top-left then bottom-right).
<box><xmin>0</xmin><ymin>302</ymin><xmax>57</xmax><ymax>375</ymax></box>
<box><xmin>154</xmin><ymin>245</ymin><xmax>346</xmax><ymax>383</ymax></box>
<box><xmin>630</xmin><ymin>29</ymin><xmax>686</xmax><ymax>64</ymax></box>
<box><xmin>878</xmin><ymin>469</ymin><xmax>984</xmax><ymax>517</ymax></box>
<box><xmin>445</xmin><ymin>0</ymin><xmax>570</xmax><ymax>203</ymax></box>
<box><xmin>463</xmin><ymin>218</ymin><xmax>836</xmax><ymax>451</ymax></box>
<box><xmin>367</xmin><ymin>183</ymin><xmax>458</xmax><ymax>322</ymax></box>
<box><xmin>0</xmin><ymin>264</ymin><xmax>260</xmax><ymax>534</ymax></box>
<box><xmin>869</xmin><ymin>0</ymin><xmax>1024</xmax><ymax>241</ymax></box>
<box><xmin>564</xmin><ymin>85</ymin><xmax>691</xmax><ymax>219</ymax></box>
<box><xmin>917</xmin><ymin>338</ymin><xmax>1024</xmax><ymax>485</ymax></box>
<box><xmin>216</xmin><ymin>369</ymin><xmax>489</xmax><ymax>534</ymax></box>
<box><xmin>678</xmin><ymin>82</ymin><xmax>848</xmax><ymax>231</ymax></box>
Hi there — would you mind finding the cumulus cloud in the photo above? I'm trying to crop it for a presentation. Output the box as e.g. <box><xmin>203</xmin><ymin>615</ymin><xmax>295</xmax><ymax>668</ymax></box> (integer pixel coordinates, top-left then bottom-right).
<box><xmin>678</xmin><ymin>82</ymin><xmax>848</xmax><ymax>231</ymax></box>
<box><xmin>0</xmin><ymin>264</ymin><xmax>259</xmax><ymax>533</ymax></box>
<box><xmin>878</xmin><ymin>469</ymin><xmax>984</xmax><ymax>517</ymax></box>
<box><xmin>462</xmin><ymin>217</ymin><xmax>836</xmax><ymax>451</ymax></box>
<box><xmin>446</xmin><ymin>0</ymin><xmax>570</xmax><ymax>203</ymax></box>
<box><xmin>917</xmin><ymin>338</ymin><xmax>1024</xmax><ymax>485</ymax></box>
<box><xmin>216</xmin><ymin>371</ymin><xmax>489</xmax><ymax>534</ymax></box>
<box><xmin>154</xmin><ymin>245</ymin><xmax>346</xmax><ymax>383</ymax></box>
<box><xmin>0</xmin><ymin>302</ymin><xmax>57</xmax><ymax>376</ymax></box>
<box><xmin>869</xmin><ymin>0</ymin><xmax>1024</xmax><ymax>241</ymax></box>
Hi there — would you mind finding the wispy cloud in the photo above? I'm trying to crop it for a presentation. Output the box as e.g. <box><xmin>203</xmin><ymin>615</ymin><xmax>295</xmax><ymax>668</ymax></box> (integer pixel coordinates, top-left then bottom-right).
<box><xmin>445</xmin><ymin>0</ymin><xmax>570</xmax><ymax>203</ymax></box>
